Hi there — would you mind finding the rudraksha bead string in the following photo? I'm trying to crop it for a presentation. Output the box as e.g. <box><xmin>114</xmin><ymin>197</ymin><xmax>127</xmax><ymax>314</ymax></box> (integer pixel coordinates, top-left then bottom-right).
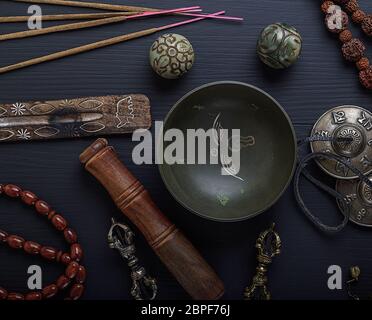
<box><xmin>321</xmin><ymin>0</ymin><xmax>372</xmax><ymax>89</ymax></box>
<box><xmin>0</xmin><ymin>184</ymin><xmax>86</xmax><ymax>300</ymax></box>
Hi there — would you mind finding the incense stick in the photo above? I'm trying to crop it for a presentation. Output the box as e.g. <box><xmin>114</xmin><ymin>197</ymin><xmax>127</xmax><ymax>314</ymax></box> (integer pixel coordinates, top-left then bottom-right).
<box><xmin>0</xmin><ymin>12</ymin><xmax>224</xmax><ymax>75</ymax></box>
<box><xmin>0</xmin><ymin>12</ymin><xmax>137</xmax><ymax>23</ymax></box>
<box><xmin>14</xmin><ymin>0</ymin><xmax>157</xmax><ymax>12</ymax></box>
<box><xmin>0</xmin><ymin>6</ymin><xmax>200</xmax><ymax>41</ymax></box>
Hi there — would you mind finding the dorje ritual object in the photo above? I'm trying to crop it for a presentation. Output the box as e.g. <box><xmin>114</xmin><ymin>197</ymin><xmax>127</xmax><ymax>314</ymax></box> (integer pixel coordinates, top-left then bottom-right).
<box><xmin>244</xmin><ymin>223</ymin><xmax>281</xmax><ymax>300</ymax></box>
<box><xmin>320</xmin><ymin>0</ymin><xmax>372</xmax><ymax>89</ymax></box>
<box><xmin>0</xmin><ymin>184</ymin><xmax>86</xmax><ymax>300</ymax></box>
<box><xmin>257</xmin><ymin>23</ymin><xmax>302</xmax><ymax>69</ymax></box>
<box><xmin>310</xmin><ymin>105</ymin><xmax>372</xmax><ymax>180</ymax></box>
<box><xmin>108</xmin><ymin>218</ymin><xmax>157</xmax><ymax>300</ymax></box>
<box><xmin>150</xmin><ymin>34</ymin><xmax>195</xmax><ymax>79</ymax></box>
<box><xmin>159</xmin><ymin>81</ymin><xmax>296</xmax><ymax>221</ymax></box>
<box><xmin>80</xmin><ymin>138</ymin><xmax>224</xmax><ymax>300</ymax></box>
<box><xmin>0</xmin><ymin>94</ymin><xmax>151</xmax><ymax>142</ymax></box>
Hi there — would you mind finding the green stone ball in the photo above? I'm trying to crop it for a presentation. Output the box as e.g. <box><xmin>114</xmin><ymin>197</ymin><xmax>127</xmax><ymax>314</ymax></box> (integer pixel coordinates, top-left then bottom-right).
<box><xmin>149</xmin><ymin>33</ymin><xmax>195</xmax><ymax>79</ymax></box>
<box><xmin>257</xmin><ymin>23</ymin><xmax>302</xmax><ymax>69</ymax></box>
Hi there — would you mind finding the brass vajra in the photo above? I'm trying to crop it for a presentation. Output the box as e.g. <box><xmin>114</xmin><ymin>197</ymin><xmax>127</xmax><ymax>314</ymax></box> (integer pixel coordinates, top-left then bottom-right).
<box><xmin>244</xmin><ymin>223</ymin><xmax>281</xmax><ymax>300</ymax></box>
<box><xmin>108</xmin><ymin>218</ymin><xmax>157</xmax><ymax>300</ymax></box>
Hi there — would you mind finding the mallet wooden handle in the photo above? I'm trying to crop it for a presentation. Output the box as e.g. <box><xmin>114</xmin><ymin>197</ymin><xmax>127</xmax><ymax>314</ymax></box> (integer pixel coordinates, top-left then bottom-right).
<box><xmin>80</xmin><ymin>138</ymin><xmax>225</xmax><ymax>300</ymax></box>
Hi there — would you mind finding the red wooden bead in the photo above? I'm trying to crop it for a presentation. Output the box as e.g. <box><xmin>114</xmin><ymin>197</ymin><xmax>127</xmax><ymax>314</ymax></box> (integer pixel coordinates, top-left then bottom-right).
<box><xmin>42</xmin><ymin>284</ymin><xmax>58</xmax><ymax>299</ymax></box>
<box><xmin>35</xmin><ymin>200</ymin><xmax>51</xmax><ymax>215</ymax></box>
<box><xmin>21</xmin><ymin>190</ymin><xmax>38</xmax><ymax>205</ymax></box>
<box><xmin>56</xmin><ymin>275</ymin><xmax>71</xmax><ymax>290</ymax></box>
<box><xmin>0</xmin><ymin>287</ymin><xmax>8</xmax><ymax>299</ymax></box>
<box><xmin>76</xmin><ymin>265</ymin><xmax>86</xmax><ymax>284</ymax></box>
<box><xmin>0</xmin><ymin>230</ymin><xmax>8</xmax><ymax>242</ymax></box>
<box><xmin>24</xmin><ymin>241</ymin><xmax>41</xmax><ymax>255</ymax></box>
<box><xmin>69</xmin><ymin>284</ymin><xmax>84</xmax><ymax>300</ymax></box>
<box><xmin>40</xmin><ymin>246</ymin><xmax>57</xmax><ymax>260</ymax></box>
<box><xmin>7</xmin><ymin>292</ymin><xmax>24</xmax><ymax>300</ymax></box>
<box><xmin>52</xmin><ymin>214</ymin><xmax>67</xmax><ymax>231</ymax></box>
<box><xmin>4</xmin><ymin>184</ymin><xmax>22</xmax><ymax>197</ymax></box>
<box><xmin>7</xmin><ymin>235</ymin><xmax>25</xmax><ymax>249</ymax></box>
<box><xmin>65</xmin><ymin>261</ymin><xmax>79</xmax><ymax>279</ymax></box>
<box><xmin>70</xmin><ymin>243</ymin><xmax>83</xmax><ymax>262</ymax></box>
<box><xmin>25</xmin><ymin>292</ymin><xmax>42</xmax><ymax>300</ymax></box>
<box><xmin>61</xmin><ymin>253</ymin><xmax>72</xmax><ymax>265</ymax></box>
<box><xmin>64</xmin><ymin>228</ymin><xmax>77</xmax><ymax>244</ymax></box>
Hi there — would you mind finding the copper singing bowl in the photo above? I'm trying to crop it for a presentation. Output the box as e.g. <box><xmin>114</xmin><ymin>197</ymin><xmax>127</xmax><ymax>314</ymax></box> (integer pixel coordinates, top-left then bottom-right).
<box><xmin>158</xmin><ymin>81</ymin><xmax>297</xmax><ymax>221</ymax></box>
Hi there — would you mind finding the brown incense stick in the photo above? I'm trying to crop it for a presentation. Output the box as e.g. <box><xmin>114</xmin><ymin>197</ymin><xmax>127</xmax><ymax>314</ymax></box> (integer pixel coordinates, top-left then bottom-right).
<box><xmin>0</xmin><ymin>15</ymin><xmax>130</xmax><ymax>41</ymax></box>
<box><xmin>0</xmin><ymin>12</ymin><xmax>137</xmax><ymax>23</ymax></box>
<box><xmin>0</xmin><ymin>7</ymin><xmax>199</xmax><ymax>42</ymax></box>
<box><xmin>14</xmin><ymin>0</ymin><xmax>157</xmax><ymax>12</ymax></box>
<box><xmin>0</xmin><ymin>12</ymin><xmax>223</xmax><ymax>74</ymax></box>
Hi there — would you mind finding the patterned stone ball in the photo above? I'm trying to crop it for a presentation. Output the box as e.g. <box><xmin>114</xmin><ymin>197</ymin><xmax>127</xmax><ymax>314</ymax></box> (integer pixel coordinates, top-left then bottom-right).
<box><xmin>257</xmin><ymin>23</ymin><xmax>302</xmax><ymax>69</ymax></box>
<box><xmin>149</xmin><ymin>33</ymin><xmax>195</xmax><ymax>79</ymax></box>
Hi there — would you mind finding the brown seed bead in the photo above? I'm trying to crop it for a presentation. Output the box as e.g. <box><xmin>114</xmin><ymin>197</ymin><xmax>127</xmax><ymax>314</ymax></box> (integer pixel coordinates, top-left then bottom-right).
<box><xmin>7</xmin><ymin>235</ymin><xmax>25</xmax><ymax>249</ymax></box>
<box><xmin>0</xmin><ymin>184</ymin><xmax>3</xmax><ymax>194</ymax></box>
<box><xmin>362</xmin><ymin>15</ymin><xmax>372</xmax><ymax>37</ymax></box>
<box><xmin>65</xmin><ymin>261</ymin><xmax>79</xmax><ymax>279</ymax></box>
<box><xmin>56</xmin><ymin>250</ymin><xmax>63</xmax><ymax>262</ymax></box>
<box><xmin>7</xmin><ymin>292</ymin><xmax>24</xmax><ymax>300</ymax></box>
<box><xmin>42</xmin><ymin>284</ymin><xmax>58</xmax><ymax>299</ymax></box>
<box><xmin>357</xmin><ymin>57</ymin><xmax>370</xmax><ymax>71</ymax></box>
<box><xmin>56</xmin><ymin>275</ymin><xmax>71</xmax><ymax>290</ymax></box>
<box><xmin>76</xmin><ymin>265</ymin><xmax>86</xmax><ymax>284</ymax></box>
<box><xmin>359</xmin><ymin>66</ymin><xmax>372</xmax><ymax>89</ymax></box>
<box><xmin>0</xmin><ymin>287</ymin><xmax>8</xmax><ymax>299</ymax></box>
<box><xmin>352</xmin><ymin>10</ymin><xmax>366</xmax><ymax>24</ymax></box>
<box><xmin>35</xmin><ymin>200</ymin><xmax>50</xmax><ymax>216</ymax></box>
<box><xmin>342</xmin><ymin>38</ymin><xmax>366</xmax><ymax>62</ymax></box>
<box><xmin>47</xmin><ymin>210</ymin><xmax>56</xmax><ymax>220</ymax></box>
<box><xmin>0</xmin><ymin>230</ymin><xmax>8</xmax><ymax>242</ymax></box>
<box><xmin>345</xmin><ymin>0</ymin><xmax>359</xmax><ymax>13</ymax></box>
<box><xmin>61</xmin><ymin>253</ymin><xmax>72</xmax><ymax>265</ymax></box>
<box><xmin>339</xmin><ymin>29</ymin><xmax>353</xmax><ymax>43</ymax></box>
<box><xmin>4</xmin><ymin>184</ymin><xmax>21</xmax><ymax>197</ymax></box>
<box><xmin>25</xmin><ymin>292</ymin><xmax>42</xmax><ymax>300</ymax></box>
<box><xmin>20</xmin><ymin>190</ymin><xmax>38</xmax><ymax>205</ymax></box>
<box><xmin>321</xmin><ymin>1</ymin><xmax>334</xmax><ymax>14</ymax></box>
<box><xmin>51</xmin><ymin>214</ymin><xmax>67</xmax><ymax>231</ymax></box>
<box><xmin>70</xmin><ymin>243</ymin><xmax>83</xmax><ymax>262</ymax></box>
<box><xmin>24</xmin><ymin>241</ymin><xmax>41</xmax><ymax>255</ymax></box>
<box><xmin>40</xmin><ymin>246</ymin><xmax>57</xmax><ymax>260</ymax></box>
<box><xmin>69</xmin><ymin>284</ymin><xmax>84</xmax><ymax>300</ymax></box>
<box><xmin>64</xmin><ymin>228</ymin><xmax>77</xmax><ymax>244</ymax></box>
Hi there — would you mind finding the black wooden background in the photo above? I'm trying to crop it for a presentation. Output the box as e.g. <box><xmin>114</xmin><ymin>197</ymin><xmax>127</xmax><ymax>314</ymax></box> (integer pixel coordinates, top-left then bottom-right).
<box><xmin>0</xmin><ymin>0</ymin><xmax>372</xmax><ymax>300</ymax></box>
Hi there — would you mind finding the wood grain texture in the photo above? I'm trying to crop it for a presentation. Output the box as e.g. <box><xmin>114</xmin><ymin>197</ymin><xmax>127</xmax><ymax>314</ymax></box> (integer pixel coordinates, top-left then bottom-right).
<box><xmin>0</xmin><ymin>0</ymin><xmax>371</xmax><ymax>300</ymax></box>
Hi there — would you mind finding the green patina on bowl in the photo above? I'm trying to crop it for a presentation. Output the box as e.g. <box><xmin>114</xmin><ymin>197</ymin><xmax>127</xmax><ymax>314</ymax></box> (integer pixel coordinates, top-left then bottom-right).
<box><xmin>158</xmin><ymin>81</ymin><xmax>297</xmax><ymax>222</ymax></box>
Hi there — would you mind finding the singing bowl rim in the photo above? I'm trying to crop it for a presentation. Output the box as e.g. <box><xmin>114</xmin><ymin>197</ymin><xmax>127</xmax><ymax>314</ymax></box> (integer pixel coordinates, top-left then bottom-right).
<box><xmin>158</xmin><ymin>81</ymin><xmax>297</xmax><ymax>222</ymax></box>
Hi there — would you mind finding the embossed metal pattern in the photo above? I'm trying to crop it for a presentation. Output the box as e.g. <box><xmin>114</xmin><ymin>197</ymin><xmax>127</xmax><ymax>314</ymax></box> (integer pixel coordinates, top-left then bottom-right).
<box><xmin>0</xmin><ymin>94</ymin><xmax>151</xmax><ymax>142</ymax></box>
<box><xmin>336</xmin><ymin>176</ymin><xmax>372</xmax><ymax>227</ymax></box>
<box><xmin>310</xmin><ymin>105</ymin><xmax>372</xmax><ymax>179</ymax></box>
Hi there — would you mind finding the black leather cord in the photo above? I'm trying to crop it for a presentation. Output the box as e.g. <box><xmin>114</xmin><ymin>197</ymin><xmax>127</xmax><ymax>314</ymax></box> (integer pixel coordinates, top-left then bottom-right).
<box><xmin>294</xmin><ymin>136</ymin><xmax>372</xmax><ymax>234</ymax></box>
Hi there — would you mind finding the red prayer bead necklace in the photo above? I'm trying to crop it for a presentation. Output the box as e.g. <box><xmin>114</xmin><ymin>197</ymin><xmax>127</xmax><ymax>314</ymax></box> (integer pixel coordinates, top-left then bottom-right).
<box><xmin>321</xmin><ymin>0</ymin><xmax>372</xmax><ymax>89</ymax></box>
<box><xmin>0</xmin><ymin>184</ymin><xmax>86</xmax><ymax>300</ymax></box>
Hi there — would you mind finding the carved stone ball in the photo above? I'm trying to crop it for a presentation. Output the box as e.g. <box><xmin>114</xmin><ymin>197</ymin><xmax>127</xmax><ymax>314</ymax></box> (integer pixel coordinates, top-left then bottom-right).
<box><xmin>149</xmin><ymin>33</ymin><xmax>195</xmax><ymax>79</ymax></box>
<box><xmin>257</xmin><ymin>23</ymin><xmax>302</xmax><ymax>69</ymax></box>
<box><xmin>362</xmin><ymin>15</ymin><xmax>372</xmax><ymax>36</ymax></box>
<box><xmin>341</xmin><ymin>38</ymin><xmax>365</xmax><ymax>62</ymax></box>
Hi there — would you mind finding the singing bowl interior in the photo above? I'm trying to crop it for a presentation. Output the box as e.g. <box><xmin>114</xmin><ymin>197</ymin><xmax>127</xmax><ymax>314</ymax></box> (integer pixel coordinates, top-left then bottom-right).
<box><xmin>159</xmin><ymin>81</ymin><xmax>296</xmax><ymax>221</ymax></box>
